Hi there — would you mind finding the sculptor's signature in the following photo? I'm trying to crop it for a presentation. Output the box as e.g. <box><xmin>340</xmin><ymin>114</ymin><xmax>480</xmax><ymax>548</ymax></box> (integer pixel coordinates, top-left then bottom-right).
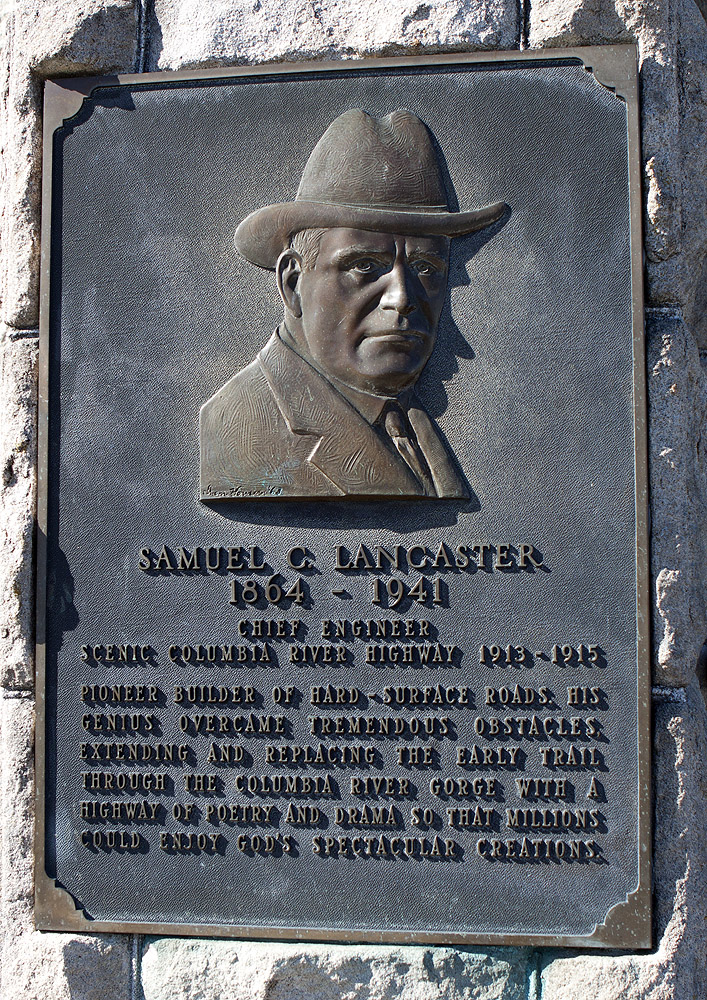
<box><xmin>202</xmin><ymin>485</ymin><xmax>283</xmax><ymax>499</ymax></box>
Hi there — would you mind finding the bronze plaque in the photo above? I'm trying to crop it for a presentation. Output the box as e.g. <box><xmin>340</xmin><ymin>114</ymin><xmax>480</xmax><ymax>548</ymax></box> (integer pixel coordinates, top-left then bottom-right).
<box><xmin>36</xmin><ymin>47</ymin><xmax>651</xmax><ymax>947</ymax></box>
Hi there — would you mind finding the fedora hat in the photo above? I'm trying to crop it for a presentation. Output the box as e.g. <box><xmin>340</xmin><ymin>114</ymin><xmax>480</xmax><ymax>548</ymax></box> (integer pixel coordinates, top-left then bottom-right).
<box><xmin>235</xmin><ymin>109</ymin><xmax>506</xmax><ymax>269</ymax></box>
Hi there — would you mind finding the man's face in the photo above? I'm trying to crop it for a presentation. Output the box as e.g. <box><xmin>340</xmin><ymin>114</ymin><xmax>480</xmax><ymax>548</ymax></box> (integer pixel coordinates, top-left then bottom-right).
<box><xmin>291</xmin><ymin>227</ymin><xmax>450</xmax><ymax>396</ymax></box>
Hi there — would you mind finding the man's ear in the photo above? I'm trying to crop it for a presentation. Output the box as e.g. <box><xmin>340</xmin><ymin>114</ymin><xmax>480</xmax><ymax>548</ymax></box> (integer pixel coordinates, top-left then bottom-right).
<box><xmin>276</xmin><ymin>249</ymin><xmax>303</xmax><ymax>319</ymax></box>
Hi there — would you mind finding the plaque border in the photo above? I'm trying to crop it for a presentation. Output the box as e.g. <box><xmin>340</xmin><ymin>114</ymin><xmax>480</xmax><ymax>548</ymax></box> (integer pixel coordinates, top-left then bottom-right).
<box><xmin>35</xmin><ymin>44</ymin><xmax>651</xmax><ymax>949</ymax></box>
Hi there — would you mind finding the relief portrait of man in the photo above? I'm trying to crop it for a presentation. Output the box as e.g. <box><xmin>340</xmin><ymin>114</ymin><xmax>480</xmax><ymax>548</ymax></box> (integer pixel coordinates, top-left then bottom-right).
<box><xmin>200</xmin><ymin>109</ymin><xmax>506</xmax><ymax>501</ymax></box>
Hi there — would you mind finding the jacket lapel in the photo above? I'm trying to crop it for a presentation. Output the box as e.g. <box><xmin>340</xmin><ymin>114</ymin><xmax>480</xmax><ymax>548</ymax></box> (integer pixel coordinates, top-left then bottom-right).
<box><xmin>258</xmin><ymin>334</ymin><xmax>424</xmax><ymax>496</ymax></box>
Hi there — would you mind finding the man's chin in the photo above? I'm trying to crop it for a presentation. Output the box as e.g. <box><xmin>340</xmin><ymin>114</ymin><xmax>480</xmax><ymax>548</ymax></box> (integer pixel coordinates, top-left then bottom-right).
<box><xmin>358</xmin><ymin>365</ymin><xmax>425</xmax><ymax>396</ymax></box>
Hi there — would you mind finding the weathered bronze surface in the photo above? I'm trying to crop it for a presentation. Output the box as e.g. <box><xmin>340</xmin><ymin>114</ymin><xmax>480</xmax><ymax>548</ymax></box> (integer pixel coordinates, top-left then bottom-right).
<box><xmin>201</xmin><ymin>109</ymin><xmax>506</xmax><ymax>500</ymax></box>
<box><xmin>36</xmin><ymin>47</ymin><xmax>651</xmax><ymax>948</ymax></box>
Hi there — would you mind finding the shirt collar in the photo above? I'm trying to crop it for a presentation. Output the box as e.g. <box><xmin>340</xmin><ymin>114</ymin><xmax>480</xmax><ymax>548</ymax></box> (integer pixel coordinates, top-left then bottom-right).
<box><xmin>325</xmin><ymin>373</ymin><xmax>398</xmax><ymax>424</ymax></box>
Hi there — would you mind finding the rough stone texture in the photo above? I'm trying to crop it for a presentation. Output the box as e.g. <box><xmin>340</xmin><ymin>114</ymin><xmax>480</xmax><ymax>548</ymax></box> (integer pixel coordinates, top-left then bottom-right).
<box><xmin>0</xmin><ymin>1</ymin><xmax>705</xmax><ymax>999</ymax></box>
<box><xmin>0</xmin><ymin>689</ymin><xmax>133</xmax><ymax>998</ymax></box>
<box><xmin>529</xmin><ymin>0</ymin><xmax>707</xmax><ymax>350</ymax></box>
<box><xmin>1</xmin><ymin>691</ymin><xmax>35</xmax><ymax>926</ymax></box>
<box><xmin>147</xmin><ymin>0</ymin><xmax>518</xmax><ymax>71</ymax></box>
<box><xmin>647</xmin><ymin>310</ymin><xmax>707</xmax><ymax>687</ymax></box>
<box><xmin>0</xmin><ymin>327</ymin><xmax>37</xmax><ymax>690</ymax></box>
<box><xmin>0</xmin><ymin>0</ymin><xmax>138</xmax><ymax>330</ymax></box>
<box><xmin>541</xmin><ymin>680</ymin><xmax>707</xmax><ymax>999</ymax></box>
<box><xmin>140</xmin><ymin>938</ymin><xmax>531</xmax><ymax>1000</ymax></box>
<box><xmin>0</xmin><ymin>927</ymin><xmax>133</xmax><ymax>1000</ymax></box>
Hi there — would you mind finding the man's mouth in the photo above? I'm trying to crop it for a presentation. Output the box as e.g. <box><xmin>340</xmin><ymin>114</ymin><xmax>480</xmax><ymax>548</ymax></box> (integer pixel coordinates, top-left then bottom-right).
<box><xmin>366</xmin><ymin>329</ymin><xmax>426</xmax><ymax>343</ymax></box>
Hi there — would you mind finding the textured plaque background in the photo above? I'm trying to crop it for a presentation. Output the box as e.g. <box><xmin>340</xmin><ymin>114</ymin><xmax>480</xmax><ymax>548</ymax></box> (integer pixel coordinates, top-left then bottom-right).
<box><xmin>37</xmin><ymin>51</ymin><xmax>649</xmax><ymax>946</ymax></box>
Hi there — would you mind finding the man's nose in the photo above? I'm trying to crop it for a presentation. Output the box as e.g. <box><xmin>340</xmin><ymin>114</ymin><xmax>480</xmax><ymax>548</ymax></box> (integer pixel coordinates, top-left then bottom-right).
<box><xmin>379</xmin><ymin>263</ymin><xmax>416</xmax><ymax>316</ymax></box>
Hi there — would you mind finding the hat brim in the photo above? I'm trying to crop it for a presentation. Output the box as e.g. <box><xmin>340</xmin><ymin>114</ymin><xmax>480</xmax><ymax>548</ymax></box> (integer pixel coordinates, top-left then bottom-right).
<box><xmin>234</xmin><ymin>199</ymin><xmax>507</xmax><ymax>269</ymax></box>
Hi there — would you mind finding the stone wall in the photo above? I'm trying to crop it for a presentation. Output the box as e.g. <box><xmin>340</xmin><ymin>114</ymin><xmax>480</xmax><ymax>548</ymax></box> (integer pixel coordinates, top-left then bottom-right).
<box><xmin>1</xmin><ymin>1</ymin><xmax>705</xmax><ymax>997</ymax></box>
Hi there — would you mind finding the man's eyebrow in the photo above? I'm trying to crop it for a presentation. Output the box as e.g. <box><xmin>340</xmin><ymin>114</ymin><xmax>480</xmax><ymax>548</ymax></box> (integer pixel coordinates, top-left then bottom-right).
<box><xmin>332</xmin><ymin>246</ymin><xmax>394</xmax><ymax>264</ymax></box>
<box><xmin>406</xmin><ymin>247</ymin><xmax>449</xmax><ymax>265</ymax></box>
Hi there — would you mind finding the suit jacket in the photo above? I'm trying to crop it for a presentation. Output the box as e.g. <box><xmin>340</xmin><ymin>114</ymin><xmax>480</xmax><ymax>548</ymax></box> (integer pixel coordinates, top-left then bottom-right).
<box><xmin>200</xmin><ymin>333</ymin><xmax>468</xmax><ymax>500</ymax></box>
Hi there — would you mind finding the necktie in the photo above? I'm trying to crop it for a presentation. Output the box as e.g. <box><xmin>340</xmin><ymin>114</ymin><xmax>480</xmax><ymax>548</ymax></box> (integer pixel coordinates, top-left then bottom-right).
<box><xmin>383</xmin><ymin>404</ymin><xmax>436</xmax><ymax>496</ymax></box>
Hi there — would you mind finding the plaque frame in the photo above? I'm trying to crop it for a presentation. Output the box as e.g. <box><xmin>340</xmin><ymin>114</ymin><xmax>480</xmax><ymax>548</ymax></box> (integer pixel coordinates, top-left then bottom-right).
<box><xmin>34</xmin><ymin>45</ymin><xmax>651</xmax><ymax>948</ymax></box>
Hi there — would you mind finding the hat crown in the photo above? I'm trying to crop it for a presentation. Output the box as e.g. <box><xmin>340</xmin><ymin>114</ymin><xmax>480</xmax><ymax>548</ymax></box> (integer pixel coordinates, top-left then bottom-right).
<box><xmin>296</xmin><ymin>110</ymin><xmax>448</xmax><ymax>212</ymax></box>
